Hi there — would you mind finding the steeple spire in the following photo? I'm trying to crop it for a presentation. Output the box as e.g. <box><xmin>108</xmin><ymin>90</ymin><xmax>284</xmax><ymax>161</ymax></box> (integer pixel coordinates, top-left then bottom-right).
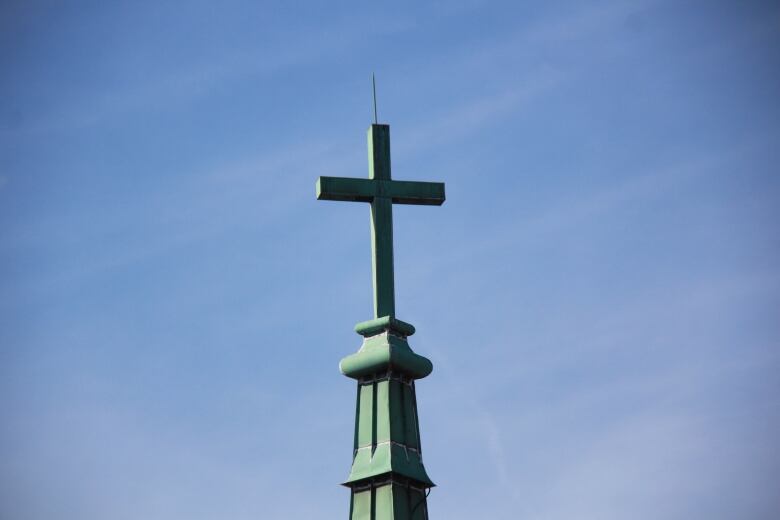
<box><xmin>316</xmin><ymin>119</ymin><xmax>445</xmax><ymax>519</ymax></box>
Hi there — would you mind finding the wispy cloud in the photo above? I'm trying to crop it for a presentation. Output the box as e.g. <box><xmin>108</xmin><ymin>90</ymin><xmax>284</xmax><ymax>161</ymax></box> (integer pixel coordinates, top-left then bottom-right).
<box><xmin>524</xmin><ymin>402</ymin><xmax>780</xmax><ymax>520</ymax></box>
<box><xmin>524</xmin><ymin>0</ymin><xmax>659</xmax><ymax>44</ymax></box>
<box><xmin>0</xmin><ymin>135</ymin><xmax>357</xmax><ymax>306</ymax></box>
<box><xmin>2</xmin><ymin>13</ymin><xmax>414</xmax><ymax>138</ymax></box>
<box><xmin>408</xmin><ymin>135</ymin><xmax>770</xmax><ymax>281</ymax></box>
<box><xmin>397</xmin><ymin>68</ymin><xmax>563</xmax><ymax>157</ymax></box>
<box><xmin>424</xmin><ymin>262</ymin><xmax>779</xmax><ymax>519</ymax></box>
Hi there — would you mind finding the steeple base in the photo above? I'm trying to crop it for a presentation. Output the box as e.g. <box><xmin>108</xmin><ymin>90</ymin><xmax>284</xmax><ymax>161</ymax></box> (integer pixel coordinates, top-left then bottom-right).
<box><xmin>349</xmin><ymin>476</ymin><xmax>429</xmax><ymax>520</ymax></box>
<box><xmin>341</xmin><ymin>316</ymin><xmax>434</xmax><ymax>519</ymax></box>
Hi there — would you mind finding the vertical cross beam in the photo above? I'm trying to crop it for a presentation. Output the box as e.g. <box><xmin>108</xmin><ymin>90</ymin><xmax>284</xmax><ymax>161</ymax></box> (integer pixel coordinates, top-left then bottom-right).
<box><xmin>368</xmin><ymin>125</ymin><xmax>395</xmax><ymax>319</ymax></box>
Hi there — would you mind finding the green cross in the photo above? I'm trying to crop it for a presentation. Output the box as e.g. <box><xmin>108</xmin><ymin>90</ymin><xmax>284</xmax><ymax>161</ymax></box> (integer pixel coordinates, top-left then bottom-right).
<box><xmin>317</xmin><ymin>124</ymin><xmax>445</xmax><ymax>319</ymax></box>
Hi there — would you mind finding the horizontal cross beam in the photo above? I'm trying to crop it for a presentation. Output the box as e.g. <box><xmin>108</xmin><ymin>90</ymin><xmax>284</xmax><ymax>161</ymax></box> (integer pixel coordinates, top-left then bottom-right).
<box><xmin>317</xmin><ymin>177</ymin><xmax>445</xmax><ymax>206</ymax></box>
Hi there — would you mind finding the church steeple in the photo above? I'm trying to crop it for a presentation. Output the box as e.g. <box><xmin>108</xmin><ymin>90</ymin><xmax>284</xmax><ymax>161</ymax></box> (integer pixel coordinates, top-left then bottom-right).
<box><xmin>316</xmin><ymin>120</ymin><xmax>445</xmax><ymax>518</ymax></box>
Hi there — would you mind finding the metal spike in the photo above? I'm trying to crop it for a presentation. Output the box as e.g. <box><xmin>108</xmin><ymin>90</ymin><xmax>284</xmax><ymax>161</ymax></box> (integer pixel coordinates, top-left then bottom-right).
<box><xmin>372</xmin><ymin>73</ymin><xmax>378</xmax><ymax>124</ymax></box>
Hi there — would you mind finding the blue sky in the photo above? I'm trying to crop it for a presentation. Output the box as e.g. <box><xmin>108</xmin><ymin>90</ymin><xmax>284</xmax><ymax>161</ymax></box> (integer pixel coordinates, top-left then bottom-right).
<box><xmin>1</xmin><ymin>1</ymin><xmax>779</xmax><ymax>518</ymax></box>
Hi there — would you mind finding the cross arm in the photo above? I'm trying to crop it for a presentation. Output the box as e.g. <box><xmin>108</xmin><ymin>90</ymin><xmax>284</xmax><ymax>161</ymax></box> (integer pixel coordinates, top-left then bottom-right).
<box><xmin>387</xmin><ymin>180</ymin><xmax>445</xmax><ymax>206</ymax></box>
<box><xmin>316</xmin><ymin>176</ymin><xmax>446</xmax><ymax>206</ymax></box>
<box><xmin>317</xmin><ymin>176</ymin><xmax>375</xmax><ymax>202</ymax></box>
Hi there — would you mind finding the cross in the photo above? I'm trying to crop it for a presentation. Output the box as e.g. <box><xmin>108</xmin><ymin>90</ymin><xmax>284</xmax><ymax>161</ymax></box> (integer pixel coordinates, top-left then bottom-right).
<box><xmin>316</xmin><ymin>124</ymin><xmax>445</xmax><ymax>319</ymax></box>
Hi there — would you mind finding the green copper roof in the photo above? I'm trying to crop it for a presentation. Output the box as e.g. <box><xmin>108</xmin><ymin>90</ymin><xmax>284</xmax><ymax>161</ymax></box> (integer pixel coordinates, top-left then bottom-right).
<box><xmin>340</xmin><ymin>326</ymin><xmax>432</xmax><ymax>380</ymax></box>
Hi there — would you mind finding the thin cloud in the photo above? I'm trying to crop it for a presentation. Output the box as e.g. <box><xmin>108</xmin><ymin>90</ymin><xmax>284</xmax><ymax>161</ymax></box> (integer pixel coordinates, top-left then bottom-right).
<box><xmin>2</xmin><ymin>13</ymin><xmax>414</xmax><ymax>138</ymax></box>
<box><xmin>397</xmin><ymin>68</ymin><xmax>563</xmax><ymax>157</ymax></box>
